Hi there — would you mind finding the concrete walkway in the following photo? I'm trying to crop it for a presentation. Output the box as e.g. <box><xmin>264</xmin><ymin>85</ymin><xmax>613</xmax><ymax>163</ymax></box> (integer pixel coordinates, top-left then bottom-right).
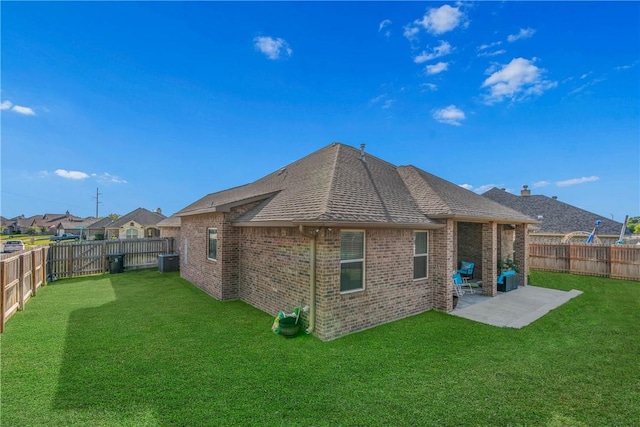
<box><xmin>451</xmin><ymin>285</ymin><xmax>583</xmax><ymax>328</ymax></box>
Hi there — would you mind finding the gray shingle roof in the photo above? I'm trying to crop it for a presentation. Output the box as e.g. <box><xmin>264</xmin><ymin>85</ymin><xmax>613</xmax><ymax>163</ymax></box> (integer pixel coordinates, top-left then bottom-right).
<box><xmin>482</xmin><ymin>187</ymin><xmax>625</xmax><ymax>235</ymax></box>
<box><xmin>107</xmin><ymin>208</ymin><xmax>167</xmax><ymax>228</ymax></box>
<box><xmin>178</xmin><ymin>143</ymin><xmax>539</xmax><ymax>227</ymax></box>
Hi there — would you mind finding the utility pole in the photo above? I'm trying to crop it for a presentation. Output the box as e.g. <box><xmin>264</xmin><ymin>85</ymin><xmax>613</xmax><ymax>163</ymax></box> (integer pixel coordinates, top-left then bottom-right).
<box><xmin>94</xmin><ymin>187</ymin><xmax>102</xmax><ymax>218</ymax></box>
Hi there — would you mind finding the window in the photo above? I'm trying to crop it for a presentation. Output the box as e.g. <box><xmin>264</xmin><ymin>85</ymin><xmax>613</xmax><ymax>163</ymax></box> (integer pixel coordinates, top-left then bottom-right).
<box><xmin>340</xmin><ymin>231</ymin><xmax>365</xmax><ymax>292</ymax></box>
<box><xmin>126</xmin><ymin>228</ymin><xmax>138</xmax><ymax>239</ymax></box>
<box><xmin>413</xmin><ymin>231</ymin><xmax>428</xmax><ymax>279</ymax></box>
<box><xmin>208</xmin><ymin>228</ymin><xmax>218</xmax><ymax>261</ymax></box>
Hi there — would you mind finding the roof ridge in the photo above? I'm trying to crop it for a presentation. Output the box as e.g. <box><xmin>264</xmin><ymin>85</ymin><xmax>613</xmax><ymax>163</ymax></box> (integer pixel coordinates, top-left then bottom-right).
<box><xmin>318</xmin><ymin>143</ymin><xmax>341</xmax><ymax>217</ymax></box>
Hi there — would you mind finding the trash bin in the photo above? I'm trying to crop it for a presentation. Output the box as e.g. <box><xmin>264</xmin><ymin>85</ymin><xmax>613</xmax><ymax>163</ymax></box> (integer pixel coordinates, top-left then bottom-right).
<box><xmin>158</xmin><ymin>253</ymin><xmax>179</xmax><ymax>272</ymax></box>
<box><xmin>107</xmin><ymin>254</ymin><xmax>125</xmax><ymax>274</ymax></box>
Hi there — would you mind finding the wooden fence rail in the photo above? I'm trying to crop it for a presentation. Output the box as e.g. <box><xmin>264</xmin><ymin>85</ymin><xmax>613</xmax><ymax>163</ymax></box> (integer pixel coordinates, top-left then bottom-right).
<box><xmin>0</xmin><ymin>246</ymin><xmax>48</xmax><ymax>333</ymax></box>
<box><xmin>530</xmin><ymin>243</ymin><xmax>640</xmax><ymax>281</ymax></box>
<box><xmin>47</xmin><ymin>237</ymin><xmax>175</xmax><ymax>279</ymax></box>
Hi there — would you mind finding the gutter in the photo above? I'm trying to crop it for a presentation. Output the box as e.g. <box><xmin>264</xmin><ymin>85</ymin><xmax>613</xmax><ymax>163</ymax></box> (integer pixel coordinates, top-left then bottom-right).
<box><xmin>298</xmin><ymin>225</ymin><xmax>317</xmax><ymax>334</ymax></box>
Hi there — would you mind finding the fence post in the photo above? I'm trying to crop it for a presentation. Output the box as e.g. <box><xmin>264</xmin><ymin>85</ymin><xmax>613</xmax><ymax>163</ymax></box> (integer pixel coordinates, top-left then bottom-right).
<box><xmin>1</xmin><ymin>259</ymin><xmax>6</xmax><ymax>333</ymax></box>
<box><xmin>18</xmin><ymin>254</ymin><xmax>25</xmax><ymax>310</ymax></box>
<box><xmin>31</xmin><ymin>250</ymin><xmax>37</xmax><ymax>296</ymax></box>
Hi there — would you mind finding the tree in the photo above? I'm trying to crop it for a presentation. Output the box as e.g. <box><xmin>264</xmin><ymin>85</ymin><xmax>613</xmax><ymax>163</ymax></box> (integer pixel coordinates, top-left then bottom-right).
<box><xmin>108</xmin><ymin>213</ymin><xmax>120</xmax><ymax>220</ymax></box>
<box><xmin>628</xmin><ymin>216</ymin><xmax>640</xmax><ymax>234</ymax></box>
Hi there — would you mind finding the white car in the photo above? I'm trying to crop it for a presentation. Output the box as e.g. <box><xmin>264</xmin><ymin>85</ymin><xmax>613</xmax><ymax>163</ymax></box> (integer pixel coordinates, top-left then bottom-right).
<box><xmin>3</xmin><ymin>240</ymin><xmax>26</xmax><ymax>253</ymax></box>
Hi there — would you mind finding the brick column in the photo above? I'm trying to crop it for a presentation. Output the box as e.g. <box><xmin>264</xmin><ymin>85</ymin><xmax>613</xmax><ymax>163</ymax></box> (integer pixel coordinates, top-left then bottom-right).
<box><xmin>433</xmin><ymin>219</ymin><xmax>455</xmax><ymax>312</ymax></box>
<box><xmin>514</xmin><ymin>223</ymin><xmax>529</xmax><ymax>287</ymax></box>
<box><xmin>482</xmin><ymin>222</ymin><xmax>498</xmax><ymax>297</ymax></box>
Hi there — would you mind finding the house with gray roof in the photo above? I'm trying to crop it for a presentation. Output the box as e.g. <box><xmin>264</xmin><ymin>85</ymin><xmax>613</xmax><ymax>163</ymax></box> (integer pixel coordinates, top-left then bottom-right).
<box><xmin>176</xmin><ymin>143</ymin><xmax>537</xmax><ymax>340</ymax></box>
<box><xmin>105</xmin><ymin>207</ymin><xmax>166</xmax><ymax>239</ymax></box>
<box><xmin>483</xmin><ymin>186</ymin><xmax>626</xmax><ymax>244</ymax></box>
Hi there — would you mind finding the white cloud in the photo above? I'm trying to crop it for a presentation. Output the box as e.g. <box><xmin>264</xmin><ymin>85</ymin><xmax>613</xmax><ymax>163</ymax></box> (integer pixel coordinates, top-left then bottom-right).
<box><xmin>254</xmin><ymin>36</ymin><xmax>292</xmax><ymax>60</ymax></box>
<box><xmin>55</xmin><ymin>169</ymin><xmax>90</xmax><ymax>180</ymax></box>
<box><xmin>459</xmin><ymin>183</ymin><xmax>473</xmax><ymax>190</ymax></box>
<box><xmin>507</xmin><ymin>27</ymin><xmax>536</xmax><ymax>42</ymax></box>
<box><xmin>420</xmin><ymin>83</ymin><xmax>438</xmax><ymax>91</ymax></box>
<box><xmin>403</xmin><ymin>25</ymin><xmax>420</xmax><ymax>40</ymax></box>
<box><xmin>433</xmin><ymin>105</ymin><xmax>466</xmax><ymax>126</ymax></box>
<box><xmin>414</xmin><ymin>41</ymin><xmax>452</xmax><ymax>63</ymax></box>
<box><xmin>1</xmin><ymin>100</ymin><xmax>36</xmax><ymax>115</ymax></box>
<box><xmin>11</xmin><ymin>105</ymin><xmax>36</xmax><ymax>116</ymax></box>
<box><xmin>99</xmin><ymin>173</ymin><xmax>128</xmax><ymax>184</ymax></box>
<box><xmin>482</xmin><ymin>57</ymin><xmax>557</xmax><ymax>104</ymax></box>
<box><xmin>477</xmin><ymin>49</ymin><xmax>506</xmax><ymax>58</ymax></box>
<box><xmin>477</xmin><ymin>41</ymin><xmax>502</xmax><ymax>51</ymax></box>
<box><xmin>415</xmin><ymin>5</ymin><xmax>464</xmax><ymax>35</ymax></box>
<box><xmin>533</xmin><ymin>181</ymin><xmax>550</xmax><ymax>188</ymax></box>
<box><xmin>425</xmin><ymin>62</ymin><xmax>449</xmax><ymax>75</ymax></box>
<box><xmin>379</xmin><ymin>19</ymin><xmax>392</xmax><ymax>32</ymax></box>
<box><xmin>556</xmin><ymin>176</ymin><xmax>599</xmax><ymax>187</ymax></box>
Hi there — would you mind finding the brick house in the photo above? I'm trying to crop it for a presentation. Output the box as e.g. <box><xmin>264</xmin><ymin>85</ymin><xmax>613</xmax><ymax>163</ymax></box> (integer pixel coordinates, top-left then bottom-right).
<box><xmin>104</xmin><ymin>208</ymin><xmax>166</xmax><ymax>239</ymax></box>
<box><xmin>176</xmin><ymin>143</ymin><xmax>537</xmax><ymax>340</ymax></box>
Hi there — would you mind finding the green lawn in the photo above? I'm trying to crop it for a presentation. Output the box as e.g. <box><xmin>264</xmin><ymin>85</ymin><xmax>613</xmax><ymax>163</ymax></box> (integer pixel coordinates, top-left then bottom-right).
<box><xmin>1</xmin><ymin>270</ymin><xmax>638</xmax><ymax>426</ymax></box>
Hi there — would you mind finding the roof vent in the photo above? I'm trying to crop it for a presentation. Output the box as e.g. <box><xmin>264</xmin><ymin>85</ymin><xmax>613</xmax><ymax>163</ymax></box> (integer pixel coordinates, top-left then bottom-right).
<box><xmin>552</xmin><ymin>196</ymin><xmax>558</xmax><ymax>200</ymax></box>
<box><xmin>360</xmin><ymin>143</ymin><xmax>367</xmax><ymax>163</ymax></box>
<box><xmin>521</xmin><ymin>185</ymin><xmax>531</xmax><ymax>197</ymax></box>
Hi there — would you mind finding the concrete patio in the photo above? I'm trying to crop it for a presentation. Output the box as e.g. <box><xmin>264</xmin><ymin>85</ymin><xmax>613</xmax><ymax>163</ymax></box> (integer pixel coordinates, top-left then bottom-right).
<box><xmin>451</xmin><ymin>285</ymin><xmax>583</xmax><ymax>328</ymax></box>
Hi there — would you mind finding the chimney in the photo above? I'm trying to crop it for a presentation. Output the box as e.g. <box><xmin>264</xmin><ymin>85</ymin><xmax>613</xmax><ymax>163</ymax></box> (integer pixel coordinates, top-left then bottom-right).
<box><xmin>521</xmin><ymin>185</ymin><xmax>531</xmax><ymax>197</ymax></box>
<box><xmin>156</xmin><ymin>208</ymin><xmax>162</xmax><ymax>215</ymax></box>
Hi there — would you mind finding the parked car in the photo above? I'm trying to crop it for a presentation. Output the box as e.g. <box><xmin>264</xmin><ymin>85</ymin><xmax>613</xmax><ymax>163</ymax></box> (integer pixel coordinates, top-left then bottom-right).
<box><xmin>3</xmin><ymin>240</ymin><xmax>26</xmax><ymax>252</ymax></box>
<box><xmin>50</xmin><ymin>233</ymin><xmax>80</xmax><ymax>242</ymax></box>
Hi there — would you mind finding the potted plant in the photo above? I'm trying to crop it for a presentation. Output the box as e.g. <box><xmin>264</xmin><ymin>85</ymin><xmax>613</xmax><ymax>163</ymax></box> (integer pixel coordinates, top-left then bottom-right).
<box><xmin>498</xmin><ymin>256</ymin><xmax>518</xmax><ymax>273</ymax></box>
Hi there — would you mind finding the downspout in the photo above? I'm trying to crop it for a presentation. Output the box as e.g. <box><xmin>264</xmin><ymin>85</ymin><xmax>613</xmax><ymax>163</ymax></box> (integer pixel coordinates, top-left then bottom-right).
<box><xmin>299</xmin><ymin>225</ymin><xmax>316</xmax><ymax>334</ymax></box>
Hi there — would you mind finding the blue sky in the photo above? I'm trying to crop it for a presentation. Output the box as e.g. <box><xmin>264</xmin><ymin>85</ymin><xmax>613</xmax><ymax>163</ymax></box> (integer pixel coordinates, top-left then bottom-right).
<box><xmin>1</xmin><ymin>1</ymin><xmax>638</xmax><ymax>223</ymax></box>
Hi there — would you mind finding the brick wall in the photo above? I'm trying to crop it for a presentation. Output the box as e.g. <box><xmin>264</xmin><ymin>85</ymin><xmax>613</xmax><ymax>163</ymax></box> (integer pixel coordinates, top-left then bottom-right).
<box><xmin>457</xmin><ymin>222</ymin><xmax>482</xmax><ymax>279</ymax></box>
<box><xmin>314</xmin><ymin>228</ymin><xmax>433</xmax><ymax>341</ymax></box>
<box><xmin>180</xmin><ymin>212</ymin><xmax>225</xmax><ymax>299</ymax></box>
<box><xmin>179</xmin><ymin>202</ymin><xmax>260</xmax><ymax>300</ymax></box>
<box><xmin>238</xmin><ymin>227</ymin><xmax>311</xmax><ymax>321</ymax></box>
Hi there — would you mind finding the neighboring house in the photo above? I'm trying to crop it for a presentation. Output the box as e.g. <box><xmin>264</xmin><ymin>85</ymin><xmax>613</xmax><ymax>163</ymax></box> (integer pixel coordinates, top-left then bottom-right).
<box><xmin>85</xmin><ymin>217</ymin><xmax>115</xmax><ymax>240</ymax></box>
<box><xmin>176</xmin><ymin>143</ymin><xmax>537</xmax><ymax>341</ymax></box>
<box><xmin>482</xmin><ymin>186</ymin><xmax>627</xmax><ymax>244</ymax></box>
<box><xmin>105</xmin><ymin>208</ymin><xmax>167</xmax><ymax>239</ymax></box>
<box><xmin>3</xmin><ymin>211</ymin><xmax>90</xmax><ymax>235</ymax></box>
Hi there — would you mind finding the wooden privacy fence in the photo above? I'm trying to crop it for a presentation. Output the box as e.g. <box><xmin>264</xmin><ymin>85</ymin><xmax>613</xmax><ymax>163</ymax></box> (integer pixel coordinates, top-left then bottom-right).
<box><xmin>530</xmin><ymin>243</ymin><xmax>640</xmax><ymax>281</ymax></box>
<box><xmin>47</xmin><ymin>237</ymin><xmax>175</xmax><ymax>279</ymax></box>
<box><xmin>1</xmin><ymin>246</ymin><xmax>48</xmax><ymax>333</ymax></box>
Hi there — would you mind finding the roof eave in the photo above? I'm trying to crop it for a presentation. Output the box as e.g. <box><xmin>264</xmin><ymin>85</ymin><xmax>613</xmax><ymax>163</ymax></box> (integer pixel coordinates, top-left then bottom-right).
<box><xmin>428</xmin><ymin>214</ymin><xmax>540</xmax><ymax>224</ymax></box>
<box><xmin>232</xmin><ymin>219</ymin><xmax>445</xmax><ymax>230</ymax></box>
<box><xmin>177</xmin><ymin>191</ymin><xmax>280</xmax><ymax>218</ymax></box>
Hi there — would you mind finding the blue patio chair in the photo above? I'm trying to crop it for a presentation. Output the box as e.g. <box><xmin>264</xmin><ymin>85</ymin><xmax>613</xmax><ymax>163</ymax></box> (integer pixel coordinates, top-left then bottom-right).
<box><xmin>457</xmin><ymin>261</ymin><xmax>475</xmax><ymax>280</ymax></box>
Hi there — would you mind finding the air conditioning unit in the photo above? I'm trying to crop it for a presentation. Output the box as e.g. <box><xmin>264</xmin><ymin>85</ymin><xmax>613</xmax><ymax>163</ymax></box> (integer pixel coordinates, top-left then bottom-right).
<box><xmin>158</xmin><ymin>253</ymin><xmax>179</xmax><ymax>272</ymax></box>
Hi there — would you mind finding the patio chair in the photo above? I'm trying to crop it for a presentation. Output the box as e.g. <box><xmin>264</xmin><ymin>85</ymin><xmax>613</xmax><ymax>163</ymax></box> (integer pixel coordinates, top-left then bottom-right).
<box><xmin>457</xmin><ymin>261</ymin><xmax>475</xmax><ymax>280</ymax></box>
<box><xmin>452</xmin><ymin>272</ymin><xmax>474</xmax><ymax>296</ymax></box>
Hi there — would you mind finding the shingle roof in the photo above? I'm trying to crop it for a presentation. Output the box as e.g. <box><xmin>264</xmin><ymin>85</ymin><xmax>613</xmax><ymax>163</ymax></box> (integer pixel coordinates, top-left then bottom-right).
<box><xmin>178</xmin><ymin>143</ymin><xmax>539</xmax><ymax>227</ymax></box>
<box><xmin>157</xmin><ymin>215</ymin><xmax>181</xmax><ymax>227</ymax></box>
<box><xmin>482</xmin><ymin>187</ymin><xmax>625</xmax><ymax>235</ymax></box>
<box><xmin>398</xmin><ymin>167</ymin><xmax>536</xmax><ymax>222</ymax></box>
<box><xmin>107</xmin><ymin>208</ymin><xmax>167</xmax><ymax>228</ymax></box>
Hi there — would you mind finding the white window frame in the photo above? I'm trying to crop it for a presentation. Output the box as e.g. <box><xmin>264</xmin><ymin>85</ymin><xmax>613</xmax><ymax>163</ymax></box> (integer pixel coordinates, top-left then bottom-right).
<box><xmin>207</xmin><ymin>228</ymin><xmax>218</xmax><ymax>261</ymax></box>
<box><xmin>413</xmin><ymin>231</ymin><xmax>429</xmax><ymax>280</ymax></box>
<box><xmin>340</xmin><ymin>230</ymin><xmax>365</xmax><ymax>293</ymax></box>
<box><xmin>126</xmin><ymin>228</ymin><xmax>138</xmax><ymax>239</ymax></box>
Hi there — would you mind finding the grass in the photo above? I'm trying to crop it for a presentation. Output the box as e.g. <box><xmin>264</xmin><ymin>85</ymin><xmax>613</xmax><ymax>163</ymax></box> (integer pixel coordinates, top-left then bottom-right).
<box><xmin>1</xmin><ymin>270</ymin><xmax>638</xmax><ymax>426</ymax></box>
